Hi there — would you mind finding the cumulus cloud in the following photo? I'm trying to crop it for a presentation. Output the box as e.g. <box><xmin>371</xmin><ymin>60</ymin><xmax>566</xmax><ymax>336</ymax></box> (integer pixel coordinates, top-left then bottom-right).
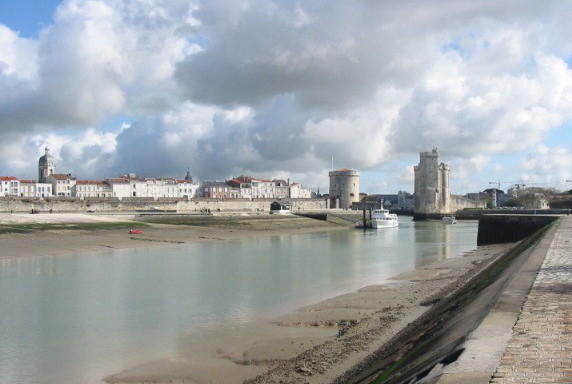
<box><xmin>0</xmin><ymin>0</ymin><xmax>195</xmax><ymax>133</ymax></box>
<box><xmin>521</xmin><ymin>145</ymin><xmax>572</xmax><ymax>189</ymax></box>
<box><xmin>2</xmin><ymin>0</ymin><xmax>572</xmax><ymax>192</ymax></box>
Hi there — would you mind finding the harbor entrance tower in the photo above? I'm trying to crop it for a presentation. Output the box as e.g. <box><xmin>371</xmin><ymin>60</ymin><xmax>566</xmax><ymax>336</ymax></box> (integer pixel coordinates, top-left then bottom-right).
<box><xmin>329</xmin><ymin>168</ymin><xmax>360</xmax><ymax>209</ymax></box>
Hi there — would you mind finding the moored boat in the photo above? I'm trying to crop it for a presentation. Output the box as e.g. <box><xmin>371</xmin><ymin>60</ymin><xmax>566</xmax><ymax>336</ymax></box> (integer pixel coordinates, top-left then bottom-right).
<box><xmin>371</xmin><ymin>209</ymin><xmax>398</xmax><ymax>228</ymax></box>
<box><xmin>441</xmin><ymin>216</ymin><xmax>458</xmax><ymax>224</ymax></box>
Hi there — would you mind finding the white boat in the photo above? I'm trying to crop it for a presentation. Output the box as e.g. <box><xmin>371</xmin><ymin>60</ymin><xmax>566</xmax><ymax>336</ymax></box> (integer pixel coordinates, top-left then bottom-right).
<box><xmin>441</xmin><ymin>216</ymin><xmax>458</xmax><ymax>224</ymax></box>
<box><xmin>371</xmin><ymin>209</ymin><xmax>398</xmax><ymax>228</ymax></box>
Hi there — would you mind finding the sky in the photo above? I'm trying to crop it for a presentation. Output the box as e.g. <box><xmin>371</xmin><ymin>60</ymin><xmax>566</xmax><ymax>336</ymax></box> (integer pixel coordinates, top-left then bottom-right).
<box><xmin>1</xmin><ymin>0</ymin><xmax>572</xmax><ymax>195</ymax></box>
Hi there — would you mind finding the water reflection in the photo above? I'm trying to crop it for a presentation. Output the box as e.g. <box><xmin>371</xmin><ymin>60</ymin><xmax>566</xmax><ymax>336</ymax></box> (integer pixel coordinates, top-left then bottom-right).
<box><xmin>0</xmin><ymin>219</ymin><xmax>477</xmax><ymax>384</ymax></box>
<box><xmin>413</xmin><ymin>220</ymin><xmax>478</xmax><ymax>268</ymax></box>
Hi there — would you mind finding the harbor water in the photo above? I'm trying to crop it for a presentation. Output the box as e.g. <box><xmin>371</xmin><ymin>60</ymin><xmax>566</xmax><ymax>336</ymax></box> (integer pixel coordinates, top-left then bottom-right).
<box><xmin>0</xmin><ymin>217</ymin><xmax>478</xmax><ymax>383</ymax></box>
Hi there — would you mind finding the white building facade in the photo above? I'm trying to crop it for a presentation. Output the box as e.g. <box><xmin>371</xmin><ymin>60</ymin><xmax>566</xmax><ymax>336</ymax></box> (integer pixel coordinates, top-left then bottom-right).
<box><xmin>0</xmin><ymin>177</ymin><xmax>20</xmax><ymax>196</ymax></box>
<box><xmin>290</xmin><ymin>183</ymin><xmax>312</xmax><ymax>199</ymax></box>
<box><xmin>177</xmin><ymin>180</ymin><xmax>200</xmax><ymax>199</ymax></box>
<box><xmin>19</xmin><ymin>180</ymin><xmax>52</xmax><ymax>198</ymax></box>
<box><xmin>46</xmin><ymin>174</ymin><xmax>76</xmax><ymax>196</ymax></box>
<box><xmin>251</xmin><ymin>179</ymin><xmax>275</xmax><ymax>199</ymax></box>
<box><xmin>73</xmin><ymin>180</ymin><xmax>113</xmax><ymax>198</ymax></box>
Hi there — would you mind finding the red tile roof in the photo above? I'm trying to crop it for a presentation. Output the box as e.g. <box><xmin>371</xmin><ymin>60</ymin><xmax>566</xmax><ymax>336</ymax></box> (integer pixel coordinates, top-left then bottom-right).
<box><xmin>0</xmin><ymin>176</ymin><xmax>18</xmax><ymax>181</ymax></box>
<box><xmin>106</xmin><ymin>178</ymin><xmax>129</xmax><ymax>183</ymax></box>
<box><xmin>76</xmin><ymin>180</ymin><xmax>106</xmax><ymax>185</ymax></box>
<box><xmin>49</xmin><ymin>173</ymin><xmax>75</xmax><ymax>180</ymax></box>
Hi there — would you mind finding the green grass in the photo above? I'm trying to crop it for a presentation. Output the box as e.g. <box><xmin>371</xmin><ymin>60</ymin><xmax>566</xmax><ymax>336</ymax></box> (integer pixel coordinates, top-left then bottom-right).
<box><xmin>0</xmin><ymin>221</ymin><xmax>149</xmax><ymax>234</ymax></box>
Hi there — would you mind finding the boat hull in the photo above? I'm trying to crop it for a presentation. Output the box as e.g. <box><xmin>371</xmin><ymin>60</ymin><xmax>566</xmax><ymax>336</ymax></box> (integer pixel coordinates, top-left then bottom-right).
<box><xmin>372</xmin><ymin>219</ymin><xmax>398</xmax><ymax>229</ymax></box>
<box><xmin>441</xmin><ymin>216</ymin><xmax>458</xmax><ymax>224</ymax></box>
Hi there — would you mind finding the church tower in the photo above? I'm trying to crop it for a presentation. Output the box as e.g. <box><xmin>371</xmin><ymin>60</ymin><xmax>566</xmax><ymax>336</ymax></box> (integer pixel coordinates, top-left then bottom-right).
<box><xmin>184</xmin><ymin>167</ymin><xmax>193</xmax><ymax>182</ymax></box>
<box><xmin>38</xmin><ymin>147</ymin><xmax>56</xmax><ymax>183</ymax></box>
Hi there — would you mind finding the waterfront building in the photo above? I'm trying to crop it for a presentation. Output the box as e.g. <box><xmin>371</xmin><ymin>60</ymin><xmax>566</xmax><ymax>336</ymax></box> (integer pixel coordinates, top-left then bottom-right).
<box><xmin>328</xmin><ymin>168</ymin><xmax>360</xmax><ymax>209</ymax></box>
<box><xmin>0</xmin><ymin>176</ymin><xmax>20</xmax><ymax>196</ymax></box>
<box><xmin>200</xmin><ymin>181</ymin><xmax>240</xmax><ymax>198</ymax></box>
<box><xmin>19</xmin><ymin>180</ymin><xmax>52</xmax><ymax>198</ymax></box>
<box><xmin>104</xmin><ymin>175</ymin><xmax>199</xmax><ymax>199</ymax></box>
<box><xmin>146</xmin><ymin>178</ymin><xmax>178</xmax><ymax>199</ymax></box>
<box><xmin>227</xmin><ymin>178</ymin><xmax>252</xmax><ymax>199</ymax></box>
<box><xmin>289</xmin><ymin>182</ymin><xmax>312</xmax><ymax>199</ymax></box>
<box><xmin>233</xmin><ymin>175</ymin><xmax>275</xmax><ymax>199</ymax></box>
<box><xmin>46</xmin><ymin>173</ymin><xmax>76</xmax><ymax>197</ymax></box>
<box><xmin>273</xmin><ymin>179</ymin><xmax>290</xmax><ymax>199</ymax></box>
<box><xmin>251</xmin><ymin>179</ymin><xmax>274</xmax><ymax>199</ymax></box>
<box><xmin>177</xmin><ymin>179</ymin><xmax>199</xmax><ymax>199</ymax></box>
<box><xmin>28</xmin><ymin>147</ymin><xmax>310</xmax><ymax>201</ymax></box>
<box><xmin>38</xmin><ymin>147</ymin><xmax>56</xmax><ymax>183</ymax></box>
<box><xmin>106</xmin><ymin>177</ymin><xmax>131</xmax><ymax>198</ymax></box>
<box><xmin>73</xmin><ymin>180</ymin><xmax>113</xmax><ymax>198</ymax></box>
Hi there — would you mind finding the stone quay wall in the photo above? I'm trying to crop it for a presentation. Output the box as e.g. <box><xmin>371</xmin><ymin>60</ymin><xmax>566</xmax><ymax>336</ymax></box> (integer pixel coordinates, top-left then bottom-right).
<box><xmin>477</xmin><ymin>214</ymin><xmax>558</xmax><ymax>245</ymax></box>
<box><xmin>0</xmin><ymin>196</ymin><xmax>328</xmax><ymax>214</ymax></box>
<box><xmin>451</xmin><ymin>195</ymin><xmax>485</xmax><ymax>211</ymax></box>
<box><xmin>414</xmin><ymin>195</ymin><xmax>485</xmax><ymax>220</ymax></box>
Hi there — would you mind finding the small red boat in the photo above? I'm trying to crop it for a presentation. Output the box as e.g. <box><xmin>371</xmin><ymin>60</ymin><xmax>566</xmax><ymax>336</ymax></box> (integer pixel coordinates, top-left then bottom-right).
<box><xmin>129</xmin><ymin>229</ymin><xmax>144</xmax><ymax>234</ymax></box>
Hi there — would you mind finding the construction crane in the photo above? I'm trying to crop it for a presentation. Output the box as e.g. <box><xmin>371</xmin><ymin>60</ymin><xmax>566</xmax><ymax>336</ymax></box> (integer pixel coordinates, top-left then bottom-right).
<box><xmin>488</xmin><ymin>181</ymin><xmax>515</xmax><ymax>191</ymax></box>
<box><xmin>488</xmin><ymin>181</ymin><xmax>514</xmax><ymax>208</ymax></box>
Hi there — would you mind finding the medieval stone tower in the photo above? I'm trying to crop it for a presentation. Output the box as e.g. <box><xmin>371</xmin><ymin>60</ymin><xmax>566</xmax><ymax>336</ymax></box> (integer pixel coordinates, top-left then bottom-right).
<box><xmin>329</xmin><ymin>169</ymin><xmax>360</xmax><ymax>209</ymax></box>
<box><xmin>413</xmin><ymin>148</ymin><xmax>451</xmax><ymax>219</ymax></box>
<box><xmin>38</xmin><ymin>147</ymin><xmax>56</xmax><ymax>183</ymax></box>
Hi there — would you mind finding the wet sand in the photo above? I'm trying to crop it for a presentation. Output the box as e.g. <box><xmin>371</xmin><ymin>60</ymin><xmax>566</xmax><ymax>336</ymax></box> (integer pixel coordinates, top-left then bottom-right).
<box><xmin>0</xmin><ymin>212</ymin><xmax>345</xmax><ymax>260</ymax></box>
<box><xmin>0</xmin><ymin>212</ymin><xmax>514</xmax><ymax>383</ymax></box>
<box><xmin>102</xmin><ymin>244</ymin><xmax>514</xmax><ymax>384</ymax></box>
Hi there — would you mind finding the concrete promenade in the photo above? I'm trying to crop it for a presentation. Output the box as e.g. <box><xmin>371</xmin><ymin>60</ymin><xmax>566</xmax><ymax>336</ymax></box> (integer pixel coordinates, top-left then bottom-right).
<box><xmin>490</xmin><ymin>216</ymin><xmax>572</xmax><ymax>383</ymax></box>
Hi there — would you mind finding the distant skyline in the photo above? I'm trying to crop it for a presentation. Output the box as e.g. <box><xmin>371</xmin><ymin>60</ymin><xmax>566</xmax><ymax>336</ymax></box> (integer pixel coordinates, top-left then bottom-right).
<box><xmin>1</xmin><ymin>1</ymin><xmax>572</xmax><ymax>194</ymax></box>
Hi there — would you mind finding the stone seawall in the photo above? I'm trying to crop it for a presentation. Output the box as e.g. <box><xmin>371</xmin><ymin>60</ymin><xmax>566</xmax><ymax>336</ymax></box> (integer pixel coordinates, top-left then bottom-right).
<box><xmin>451</xmin><ymin>195</ymin><xmax>485</xmax><ymax>211</ymax></box>
<box><xmin>177</xmin><ymin>198</ymin><xmax>327</xmax><ymax>212</ymax></box>
<box><xmin>0</xmin><ymin>197</ymin><xmax>328</xmax><ymax>213</ymax></box>
<box><xmin>477</xmin><ymin>214</ymin><xmax>558</xmax><ymax>245</ymax></box>
<box><xmin>457</xmin><ymin>208</ymin><xmax>570</xmax><ymax>220</ymax></box>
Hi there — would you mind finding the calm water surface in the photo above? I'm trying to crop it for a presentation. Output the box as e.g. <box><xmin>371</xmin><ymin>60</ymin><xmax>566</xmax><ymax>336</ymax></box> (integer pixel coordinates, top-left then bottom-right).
<box><xmin>0</xmin><ymin>217</ymin><xmax>477</xmax><ymax>383</ymax></box>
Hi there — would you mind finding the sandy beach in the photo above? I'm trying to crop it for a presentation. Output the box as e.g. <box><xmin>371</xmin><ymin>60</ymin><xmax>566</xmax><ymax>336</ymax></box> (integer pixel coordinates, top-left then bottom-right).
<box><xmin>0</xmin><ymin>212</ymin><xmax>515</xmax><ymax>383</ymax></box>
